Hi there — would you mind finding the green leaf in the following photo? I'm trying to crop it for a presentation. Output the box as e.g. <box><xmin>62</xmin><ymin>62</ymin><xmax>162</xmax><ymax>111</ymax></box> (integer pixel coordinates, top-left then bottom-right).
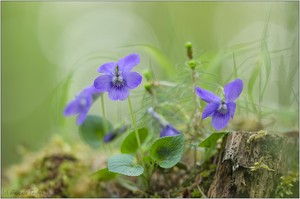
<box><xmin>79</xmin><ymin>115</ymin><xmax>113</xmax><ymax>148</ymax></box>
<box><xmin>175</xmin><ymin>162</ymin><xmax>188</xmax><ymax>170</ymax></box>
<box><xmin>108</xmin><ymin>154</ymin><xmax>144</xmax><ymax>176</ymax></box>
<box><xmin>90</xmin><ymin>167</ymin><xmax>117</xmax><ymax>181</ymax></box>
<box><xmin>121</xmin><ymin>128</ymin><xmax>148</xmax><ymax>154</ymax></box>
<box><xmin>150</xmin><ymin>135</ymin><xmax>185</xmax><ymax>169</ymax></box>
<box><xmin>198</xmin><ymin>132</ymin><xmax>228</xmax><ymax>148</ymax></box>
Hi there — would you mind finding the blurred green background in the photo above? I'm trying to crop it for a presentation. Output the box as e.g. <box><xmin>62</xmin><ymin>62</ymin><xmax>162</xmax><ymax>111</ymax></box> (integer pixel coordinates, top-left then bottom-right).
<box><xmin>2</xmin><ymin>2</ymin><xmax>298</xmax><ymax>167</ymax></box>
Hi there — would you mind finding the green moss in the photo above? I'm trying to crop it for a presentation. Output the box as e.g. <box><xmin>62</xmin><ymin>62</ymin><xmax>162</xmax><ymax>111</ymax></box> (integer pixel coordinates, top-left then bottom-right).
<box><xmin>2</xmin><ymin>136</ymin><xmax>103</xmax><ymax>198</ymax></box>
<box><xmin>247</xmin><ymin>130</ymin><xmax>268</xmax><ymax>144</ymax></box>
<box><xmin>249</xmin><ymin>157</ymin><xmax>275</xmax><ymax>172</ymax></box>
<box><xmin>275</xmin><ymin>172</ymin><xmax>299</xmax><ymax>198</ymax></box>
<box><xmin>200</xmin><ymin>164</ymin><xmax>217</xmax><ymax>178</ymax></box>
<box><xmin>191</xmin><ymin>189</ymin><xmax>202</xmax><ymax>198</ymax></box>
<box><xmin>150</xmin><ymin>192</ymin><xmax>163</xmax><ymax>198</ymax></box>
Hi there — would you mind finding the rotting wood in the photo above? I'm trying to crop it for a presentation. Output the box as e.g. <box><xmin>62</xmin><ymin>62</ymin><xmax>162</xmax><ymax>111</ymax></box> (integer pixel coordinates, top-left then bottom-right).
<box><xmin>207</xmin><ymin>131</ymin><xmax>299</xmax><ymax>198</ymax></box>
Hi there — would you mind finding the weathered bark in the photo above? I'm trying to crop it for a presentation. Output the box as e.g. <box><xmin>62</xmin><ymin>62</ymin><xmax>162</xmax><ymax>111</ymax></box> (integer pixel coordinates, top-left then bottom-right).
<box><xmin>208</xmin><ymin>131</ymin><xmax>299</xmax><ymax>198</ymax></box>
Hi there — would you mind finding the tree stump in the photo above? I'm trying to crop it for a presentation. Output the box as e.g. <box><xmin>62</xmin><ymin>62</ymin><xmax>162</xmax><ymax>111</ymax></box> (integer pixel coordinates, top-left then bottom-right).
<box><xmin>207</xmin><ymin>131</ymin><xmax>299</xmax><ymax>198</ymax></box>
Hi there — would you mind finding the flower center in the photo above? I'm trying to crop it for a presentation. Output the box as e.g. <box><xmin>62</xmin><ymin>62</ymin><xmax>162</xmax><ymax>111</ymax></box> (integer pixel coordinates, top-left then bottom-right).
<box><xmin>218</xmin><ymin>102</ymin><xmax>228</xmax><ymax>114</ymax></box>
<box><xmin>79</xmin><ymin>98</ymin><xmax>87</xmax><ymax>107</ymax></box>
<box><xmin>112</xmin><ymin>75</ymin><xmax>125</xmax><ymax>88</ymax></box>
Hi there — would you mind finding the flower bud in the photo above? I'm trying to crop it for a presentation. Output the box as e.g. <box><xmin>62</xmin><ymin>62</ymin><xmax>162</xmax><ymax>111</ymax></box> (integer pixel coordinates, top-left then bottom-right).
<box><xmin>144</xmin><ymin>82</ymin><xmax>152</xmax><ymax>93</ymax></box>
<box><xmin>187</xmin><ymin>60</ymin><xmax>197</xmax><ymax>69</ymax></box>
<box><xmin>185</xmin><ymin>41</ymin><xmax>193</xmax><ymax>59</ymax></box>
<box><xmin>143</xmin><ymin>70</ymin><xmax>152</xmax><ymax>82</ymax></box>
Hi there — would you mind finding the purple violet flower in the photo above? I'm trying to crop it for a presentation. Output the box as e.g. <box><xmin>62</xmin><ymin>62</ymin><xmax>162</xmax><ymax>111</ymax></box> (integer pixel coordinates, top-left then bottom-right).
<box><xmin>64</xmin><ymin>85</ymin><xmax>101</xmax><ymax>125</ymax></box>
<box><xmin>103</xmin><ymin>125</ymin><xmax>128</xmax><ymax>143</ymax></box>
<box><xmin>160</xmin><ymin>124</ymin><xmax>181</xmax><ymax>137</ymax></box>
<box><xmin>148</xmin><ymin>107</ymin><xmax>181</xmax><ymax>137</ymax></box>
<box><xmin>103</xmin><ymin>133</ymin><xmax>117</xmax><ymax>143</ymax></box>
<box><xmin>94</xmin><ymin>53</ymin><xmax>142</xmax><ymax>101</ymax></box>
<box><xmin>195</xmin><ymin>78</ymin><xmax>243</xmax><ymax>130</ymax></box>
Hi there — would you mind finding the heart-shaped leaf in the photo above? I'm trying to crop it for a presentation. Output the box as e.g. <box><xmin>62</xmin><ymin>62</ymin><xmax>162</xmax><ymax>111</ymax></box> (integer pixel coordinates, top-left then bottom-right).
<box><xmin>108</xmin><ymin>154</ymin><xmax>143</xmax><ymax>176</ymax></box>
<box><xmin>150</xmin><ymin>134</ymin><xmax>185</xmax><ymax>168</ymax></box>
<box><xmin>79</xmin><ymin>115</ymin><xmax>113</xmax><ymax>148</ymax></box>
<box><xmin>121</xmin><ymin>128</ymin><xmax>148</xmax><ymax>154</ymax></box>
<box><xmin>198</xmin><ymin>132</ymin><xmax>228</xmax><ymax>148</ymax></box>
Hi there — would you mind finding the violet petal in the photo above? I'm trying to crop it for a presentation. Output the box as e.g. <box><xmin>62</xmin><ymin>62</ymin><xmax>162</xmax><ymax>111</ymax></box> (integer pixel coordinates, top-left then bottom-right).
<box><xmin>97</xmin><ymin>62</ymin><xmax>117</xmax><ymax>75</ymax></box>
<box><xmin>94</xmin><ymin>75</ymin><xmax>112</xmax><ymax>92</ymax></box>
<box><xmin>211</xmin><ymin>112</ymin><xmax>231</xmax><ymax>130</ymax></box>
<box><xmin>76</xmin><ymin>111</ymin><xmax>88</xmax><ymax>125</ymax></box>
<box><xmin>224</xmin><ymin>79</ymin><xmax>243</xmax><ymax>102</ymax></box>
<box><xmin>118</xmin><ymin>53</ymin><xmax>140</xmax><ymax>73</ymax></box>
<box><xmin>108</xmin><ymin>87</ymin><xmax>130</xmax><ymax>101</ymax></box>
<box><xmin>64</xmin><ymin>100</ymin><xmax>80</xmax><ymax>116</ymax></box>
<box><xmin>202</xmin><ymin>102</ymin><xmax>219</xmax><ymax>119</ymax></box>
<box><xmin>227</xmin><ymin>102</ymin><xmax>236</xmax><ymax>118</ymax></box>
<box><xmin>124</xmin><ymin>71</ymin><xmax>142</xmax><ymax>89</ymax></box>
<box><xmin>160</xmin><ymin>124</ymin><xmax>181</xmax><ymax>137</ymax></box>
<box><xmin>195</xmin><ymin>86</ymin><xmax>221</xmax><ymax>103</ymax></box>
<box><xmin>103</xmin><ymin>132</ymin><xmax>117</xmax><ymax>143</ymax></box>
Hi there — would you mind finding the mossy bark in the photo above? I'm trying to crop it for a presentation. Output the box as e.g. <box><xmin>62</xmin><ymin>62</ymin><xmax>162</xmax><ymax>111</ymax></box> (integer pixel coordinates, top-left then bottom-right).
<box><xmin>207</xmin><ymin>131</ymin><xmax>299</xmax><ymax>198</ymax></box>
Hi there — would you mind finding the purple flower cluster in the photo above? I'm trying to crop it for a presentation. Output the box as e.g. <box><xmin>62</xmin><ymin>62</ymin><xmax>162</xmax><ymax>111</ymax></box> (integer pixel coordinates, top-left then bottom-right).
<box><xmin>64</xmin><ymin>53</ymin><xmax>142</xmax><ymax>125</ymax></box>
<box><xmin>64</xmin><ymin>85</ymin><xmax>101</xmax><ymax>125</ymax></box>
<box><xmin>64</xmin><ymin>52</ymin><xmax>243</xmax><ymax>133</ymax></box>
<box><xmin>196</xmin><ymin>79</ymin><xmax>243</xmax><ymax>130</ymax></box>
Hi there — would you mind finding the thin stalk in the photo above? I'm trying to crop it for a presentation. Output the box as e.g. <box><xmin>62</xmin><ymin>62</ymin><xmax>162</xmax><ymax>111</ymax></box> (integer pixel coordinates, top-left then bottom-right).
<box><xmin>152</xmin><ymin>88</ymin><xmax>158</xmax><ymax>109</ymax></box>
<box><xmin>192</xmin><ymin>69</ymin><xmax>198</xmax><ymax>115</ymax></box>
<box><xmin>191</xmin><ymin>68</ymin><xmax>199</xmax><ymax>167</ymax></box>
<box><xmin>101</xmin><ymin>95</ymin><xmax>111</xmax><ymax>153</ymax></box>
<box><xmin>127</xmin><ymin>96</ymin><xmax>142</xmax><ymax>151</ymax></box>
<box><xmin>101</xmin><ymin>94</ymin><xmax>108</xmax><ymax>133</ymax></box>
<box><xmin>197</xmin><ymin>185</ymin><xmax>207</xmax><ymax>198</ymax></box>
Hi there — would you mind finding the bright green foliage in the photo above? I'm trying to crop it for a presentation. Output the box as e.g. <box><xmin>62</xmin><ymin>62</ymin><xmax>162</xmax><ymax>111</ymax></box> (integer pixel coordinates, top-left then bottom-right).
<box><xmin>108</xmin><ymin>154</ymin><xmax>144</xmax><ymax>176</ymax></box>
<box><xmin>121</xmin><ymin>128</ymin><xmax>148</xmax><ymax>154</ymax></box>
<box><xmin>150</xmin><ymin>134</ymin><xmax>185</xmax><ymax>168</ymax></box>
<box><xmin>79</xmin><ymin>115</ymin><xmax>113</xmax><ymax>148</ymax></box>
<box><xmin>275</xmin><ymin>172</ymin><xmax>299</xmax><ymax>198</ymax></box>
<box><xmin>91</xmin><ymin>167</ymin><xmax>117</xmax><ymax>181</ymax></box>
<box><xmin>198</xmin><ymin>132</ymin><xmax>228</xmax><ymax>148</ymax></box>
<box><xmin>190</xmin><ymin>189</ymin><xmax>202</xmax><ymax>198</ymax></box>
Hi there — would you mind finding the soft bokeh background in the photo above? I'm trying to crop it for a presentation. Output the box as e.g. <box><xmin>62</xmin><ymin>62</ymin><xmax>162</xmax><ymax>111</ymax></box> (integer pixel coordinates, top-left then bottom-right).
<box><xmin>2</xmin><ymin>1</ymin><xmax>298</xmax><ymax>167</ymax></box>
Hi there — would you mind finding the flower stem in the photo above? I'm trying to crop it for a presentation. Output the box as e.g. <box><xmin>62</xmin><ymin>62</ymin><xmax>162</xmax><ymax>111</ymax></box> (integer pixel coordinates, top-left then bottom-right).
<box><xmin>191</xmin><ymin>69</ymin><xmax>199</xmax><ymax>167</ymax></box>
<box><xmin>192</xmin><ymin>69</ymin><xmax>198</xmax><ymax>114</ymax></box>
<box><xmin>101</xmin><ymin>94</ymin><xmax>112</xmax><ymax>153</ymax></box>
<box><xmin>100</xmin><ymin>94</ymin><xmax>109</xmax><ymax>134</ymax></box>
<box><xmin>127</xmin><ymin>96</ymin><xmax>142</xmax><ymax>149</ymax></box>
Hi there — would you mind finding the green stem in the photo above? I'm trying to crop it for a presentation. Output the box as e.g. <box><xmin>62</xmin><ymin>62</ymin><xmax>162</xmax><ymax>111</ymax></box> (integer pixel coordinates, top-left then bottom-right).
<box><xmin>101</xmin><ymin>94</ymin><xmax>109</xmax><ymax>134</ymax></box>
<box><xmin>192</xmin><ymin>69</ymin><xmax>199</xmax><ymax>114</ymax></box>
<box><xmin>128</xmin><ymin>96</ymin><xmax>142</xmax><ymax>149</ymax></box>
<box><xmin>191</xmin><ymin>69</ymin><xmax>199</xmax><ymax>167</ymax></box>
<box><xmin>101</xmin><ymin>95</ymin><xmax>112</xmax><ymax>153</ymax></box>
